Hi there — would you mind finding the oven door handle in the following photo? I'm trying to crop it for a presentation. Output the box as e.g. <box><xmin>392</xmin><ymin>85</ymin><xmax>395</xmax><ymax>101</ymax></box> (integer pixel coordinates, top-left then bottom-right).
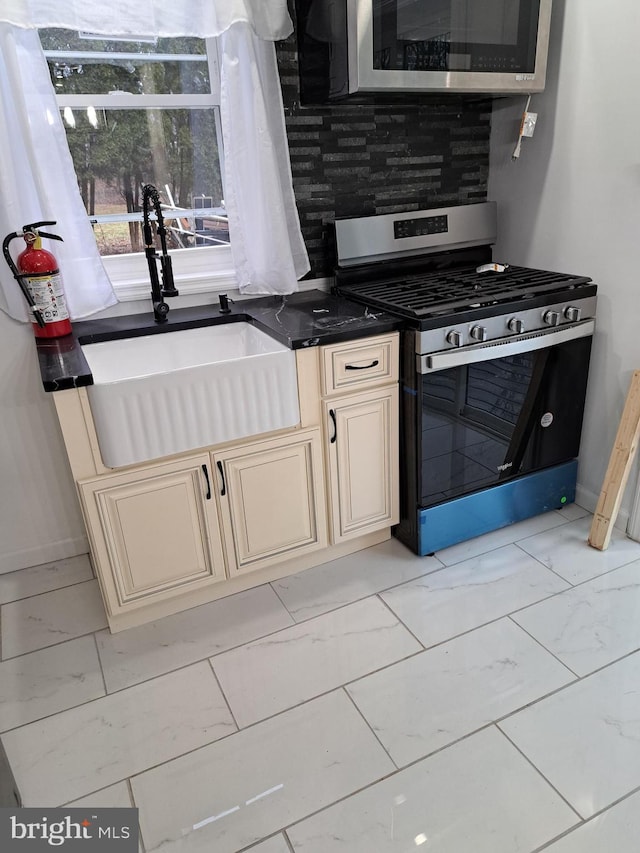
<box><xmin>418</xmin><ymin>319</ymin><xmax>595</xmax><ymax>374</ymax></box>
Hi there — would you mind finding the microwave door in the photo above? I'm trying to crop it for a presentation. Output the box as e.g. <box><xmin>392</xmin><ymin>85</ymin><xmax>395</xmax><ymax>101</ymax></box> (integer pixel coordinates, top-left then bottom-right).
<box><xmin>348</xmin><ymin>0</ymin><xmax>552</xmax><ymax>94</ymax></box>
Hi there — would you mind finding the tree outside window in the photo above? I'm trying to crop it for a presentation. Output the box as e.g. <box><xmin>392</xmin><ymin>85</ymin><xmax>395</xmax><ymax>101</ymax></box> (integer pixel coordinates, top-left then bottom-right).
<box><xmin>40</xmin><ymin>30</ymin><xmax>227</xmax><ymax>257</ymax></box>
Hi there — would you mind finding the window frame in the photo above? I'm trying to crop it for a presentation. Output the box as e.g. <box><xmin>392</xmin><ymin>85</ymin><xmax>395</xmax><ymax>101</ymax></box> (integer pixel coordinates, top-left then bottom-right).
<box><xmin>43</xmin><ymin>35</ymin><xmax>236</xmax><ymax>301</ymax></box>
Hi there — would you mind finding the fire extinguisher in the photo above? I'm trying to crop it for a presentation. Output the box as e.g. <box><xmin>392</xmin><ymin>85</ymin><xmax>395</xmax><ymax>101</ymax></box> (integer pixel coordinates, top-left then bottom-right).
<box><xmin>2</xmin><ymin>221</ymin><xmax>72</xmax><ymax>338</ymax></box>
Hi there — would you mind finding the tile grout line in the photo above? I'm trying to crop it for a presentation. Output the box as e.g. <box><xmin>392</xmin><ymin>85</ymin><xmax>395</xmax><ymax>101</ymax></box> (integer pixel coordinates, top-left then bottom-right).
<box><xmin>530</xmin><ymin>783</ymin><xmax>640</xmax><ymax>853</ymax></box>
<box><xmin>1</xmin><ymin>583</ymin><xmax>294</xmax><ymax>669</ymax></box>
<box><xmin>341</xmin><ymin>685</ymin><xmax>400</xmax><ymax>770</ymax></box>
<box><xmin>506</xmin><ymin>614</ymin><xmax>581</xmax><ymax>679</ymax></box>
<box><xmin>497</xmin><ymin>556</ymin><xmax>640</xmax><ymax>626</ymax></box>
<box><xmin>235</xmin><ymin>831</ymin><xmax>294</xmax><ymax>853</ymax></box>
<box><xmin>0</xmin><ymin>659</ymin><xmax>226</xmax><ymax>742</ymax></box>
<box><xmin>206</xmin><ymin>658</ymin><xmax>241</xmax><ymax>733</ymax></box>
<box><xmin>268</xmin><ymin>580</ymin><xmax>298</xmax><ymax>624</ymax></box>
<box><xmin>207</xmin><ymin>643</ymin><xmax>428</xmax><ymax>733</ymax></box>
<box><xmin>92</xmin><ymin>632</ymin><xmax>109</xmax><ymax>697</ymax></box>
<box><xmin>529</xmin><ymin>822</ymin><xmax>589</xmax><ymax>853</ymax></box>
<box><xmin>513</xmin><ymin>533</ymin><xmax>640</xmax><ymax>589</ymax></box>
<box><xmin>64</xmin><ymin>687</ymin><xmax>400</xmax><ymax>812</ymax></box>
<box><xmin>512</xmin><ymin>541</ymin><xmax>574</xmax><ymax>586</ymax></box>
<box><xmin>374</xmin><ymin>591</ymin><xmax>427</xmax><ymax>650</ymax></box>
<box><xmin>3</xmin><ymin>596</ymin><xmax>429</xmax><ymax>732</ymax></box>
<box><xmin>564</xmin><ymin>550</ymin><xmax>640</xmax><ymax>587</ymax></box>
<box><xmin>124</xmin><ymin>778</ymin><xmax>146</xmax><ymax>853</ymax></box>
<box><xmin>236</xmin><ymin>719</ymin><xmax>582</xmax><ymax>853</ymax></box>
<box><xmin>268</xmin><ymin>556</ymin><xmax>447</xmax><ymax>627</ymax></box>
<box><xmin>494</xmin><ymin>724</ymin><xmax>585</xmax><ymax>823</ymax></box>
<box><xmin>1</xmin><ymin>625</ymin><xmax>108</xmax><ymax>664</ymax></box>
<box><xmin>0</xmin><ymin>574</ymin><xmax>97</xmax><ymax>607</ymax></box>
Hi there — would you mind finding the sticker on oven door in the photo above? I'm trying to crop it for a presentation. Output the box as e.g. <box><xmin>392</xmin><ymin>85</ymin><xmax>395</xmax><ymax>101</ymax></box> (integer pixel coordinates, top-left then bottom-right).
<box><xmin>541</xmin><ymin>412</ymin><xmax>554</xmax><ymax>428</ymax></box>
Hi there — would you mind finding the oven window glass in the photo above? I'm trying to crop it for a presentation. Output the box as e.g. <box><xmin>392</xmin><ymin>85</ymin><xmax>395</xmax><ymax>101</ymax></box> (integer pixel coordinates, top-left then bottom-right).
<box><xmin>372</xmin><ymin>0</ymin><xmax>540</xmax><ymax>73</ymax></box>
<box><xmin>420</xmin><ymin>337</ymin><xmax>592</xmax><ymax>508</ymax></box>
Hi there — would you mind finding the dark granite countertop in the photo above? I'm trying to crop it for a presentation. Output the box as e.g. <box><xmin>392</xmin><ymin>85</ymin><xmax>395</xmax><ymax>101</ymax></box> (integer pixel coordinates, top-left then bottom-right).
<box><xmin>36</xmin><ymin>289</ymin><xmax>402</xmax><ymax>392</ymax></box>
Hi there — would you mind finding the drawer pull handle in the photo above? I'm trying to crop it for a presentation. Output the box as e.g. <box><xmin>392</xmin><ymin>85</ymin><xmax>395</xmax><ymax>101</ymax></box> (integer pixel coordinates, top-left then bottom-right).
<box><xmin>345</xmin><ymin>359</ymin><xmax>379</xmax><ymax>371</ymax></box>
<box><xmin>216</xmin><ymin>460</ymin><xmax>227</xmax><ymax>496</ymax></box>
<box><xmin>329</xmin><ymin>409</ymin><xmax>337</xmax><ymax>444</ymax></box>
<box><xmin>201</xmin><ymin>464</ymin><xmax>211</xmax><ymax>500</ymax></box>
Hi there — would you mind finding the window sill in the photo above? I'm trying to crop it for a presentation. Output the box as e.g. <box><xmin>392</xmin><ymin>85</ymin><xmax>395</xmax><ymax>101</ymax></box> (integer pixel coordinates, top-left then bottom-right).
<box><xmin>103</xmin><ymin>244</ymin><xmax>237</xmax><ymax>302</ymax></box>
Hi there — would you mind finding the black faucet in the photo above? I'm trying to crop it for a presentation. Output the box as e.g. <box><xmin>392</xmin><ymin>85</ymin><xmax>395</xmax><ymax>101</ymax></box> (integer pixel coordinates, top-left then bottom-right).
<box><xmin>142</xmin><ymin>184</ymin><xmax>179</xmax><ymax>323</ymax></box>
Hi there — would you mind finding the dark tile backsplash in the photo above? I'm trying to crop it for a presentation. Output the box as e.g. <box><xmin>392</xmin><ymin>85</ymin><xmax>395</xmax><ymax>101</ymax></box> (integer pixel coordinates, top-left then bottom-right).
<box><xmin>276</xmin><ymin>34</ymin><xmax>492</xmax><ymax>278</ymax></box>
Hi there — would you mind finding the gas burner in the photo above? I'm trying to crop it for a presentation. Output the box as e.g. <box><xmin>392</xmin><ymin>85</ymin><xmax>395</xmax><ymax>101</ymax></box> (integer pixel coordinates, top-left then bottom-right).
<box><xmin>337</xmin><ymin>265</ymin><xmax>592</xmax><ymax>323</ymax></box>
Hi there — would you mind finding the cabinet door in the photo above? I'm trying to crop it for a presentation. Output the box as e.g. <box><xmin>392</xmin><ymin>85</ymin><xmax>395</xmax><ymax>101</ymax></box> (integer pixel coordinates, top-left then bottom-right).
<box><xmin>79</xmin><ymin>455</ymin><xmax>226</xmax><ymax>615</ymax></box>
<box><xmin>214</xmin><ymin>429</ymin><xmax>327</xmax><ymax>576</ymax></box>
<box><xmin>325</xmin><ymin>386</ymin><xmax>399</xmax><ymax>543</ymax></box>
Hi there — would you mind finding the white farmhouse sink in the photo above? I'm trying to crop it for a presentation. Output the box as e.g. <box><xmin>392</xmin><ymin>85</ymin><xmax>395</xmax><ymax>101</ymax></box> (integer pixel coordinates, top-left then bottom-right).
<box><xmin>81</xmin><ymin>323</ymin><xmax>300</xmax><ymax>468</ymax></box>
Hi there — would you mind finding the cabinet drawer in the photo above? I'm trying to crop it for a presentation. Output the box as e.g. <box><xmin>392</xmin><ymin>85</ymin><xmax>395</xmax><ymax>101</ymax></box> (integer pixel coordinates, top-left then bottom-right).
<box><xmin>321</xmin><ymin>334</ymin><xmax>398</xmax><ymax>396</ymax></box>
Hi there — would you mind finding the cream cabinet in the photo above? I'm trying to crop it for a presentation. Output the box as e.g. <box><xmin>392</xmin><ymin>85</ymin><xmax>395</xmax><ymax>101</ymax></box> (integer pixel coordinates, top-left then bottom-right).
<box><xmin>214</xmin><ymin>428</ymin><xmax>327</xmax><ymax>575</ymax></box>
<box><xmin>55</xmin><ymin>336</ymin><xmax>399</xmax><ymax>632</ymax></box>
<box><xmin>79</xmin><ymin>454</ymin><xmax>227</xmax><ymax>617</ymax></box>
<box><xmin>80</xmin><ymin>430</ymin><xmax>328</xmax><ymax>620</ymax></box>
<box><xmin>324</xmin><ymin>387</ymin><xmax>399</xmax><ymax>542</ymax></box>
<box><xmin>320</xmin><ymin>334</ymin><xmax>400</xmax><ymax>544</ymax></box>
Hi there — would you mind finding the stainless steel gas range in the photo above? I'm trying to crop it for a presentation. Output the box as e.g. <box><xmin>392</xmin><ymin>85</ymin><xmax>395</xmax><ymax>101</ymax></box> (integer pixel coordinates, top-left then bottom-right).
<box><xmin>333</xmin><ymin>202</ymin><xmax>597</xmax><ymax>555</ymax></box>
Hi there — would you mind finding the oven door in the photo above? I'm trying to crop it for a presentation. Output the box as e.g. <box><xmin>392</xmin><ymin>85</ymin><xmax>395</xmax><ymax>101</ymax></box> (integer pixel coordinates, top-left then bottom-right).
<box><xmin>350</xmin><ymin>0</ymin><xmax>552</xmax><ymax>94</ymax></box>
<box><xmin>417</xmin><ymin>321</ymin><xmax>594</xmax><ymax>510</ymax></box>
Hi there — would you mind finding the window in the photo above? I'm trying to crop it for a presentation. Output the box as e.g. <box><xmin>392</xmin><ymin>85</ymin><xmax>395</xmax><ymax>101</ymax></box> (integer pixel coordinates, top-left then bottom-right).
<box><xmin>39</xmin><ymin>29</ymin><xmax>235</xmax><ymax>298</ymax></box>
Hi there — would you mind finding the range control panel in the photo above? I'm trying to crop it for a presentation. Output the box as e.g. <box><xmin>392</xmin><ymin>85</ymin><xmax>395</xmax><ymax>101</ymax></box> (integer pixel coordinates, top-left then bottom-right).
<box><xmin>334</xmin><ymin>202</ymin><xmax>496</xmax><ymax>267</ymax></box>
<box><xmin>394</xmin><ymin>215</ymin><xmax>449</xmax><ymax>240</ymax></box>
<box><xmin>416</xmin><ymin>295</ymin><xmax>598</xmax><ymax>356</ymax></box>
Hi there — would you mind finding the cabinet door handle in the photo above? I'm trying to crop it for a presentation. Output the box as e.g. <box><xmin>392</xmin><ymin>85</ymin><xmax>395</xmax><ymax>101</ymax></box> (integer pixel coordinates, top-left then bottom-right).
<box><xmin>345</xmin><ymin>359</ymin><xmax>379</xmax><ymax>371</ymax></box>
<box><xmin>329</xmin><ymin>408</ymin><xmax>337</xmax><ymax>444</ymax></box>
<box><xmin>201</xmin><ymin>464</ymin><xmax>211</xmax><ymax>500</ymax></box>
<box><xmin>216</xmin><ymin>460</ymin><xmax>227</xmax><ymax>496</ymax></box>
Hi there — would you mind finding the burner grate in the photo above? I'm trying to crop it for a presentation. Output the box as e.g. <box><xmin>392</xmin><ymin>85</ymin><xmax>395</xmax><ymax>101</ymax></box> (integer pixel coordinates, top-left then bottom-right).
<box><xmin>339</xmin><ymin>265</ymin><xmax>591</xmax><ymax>318</ymax></box>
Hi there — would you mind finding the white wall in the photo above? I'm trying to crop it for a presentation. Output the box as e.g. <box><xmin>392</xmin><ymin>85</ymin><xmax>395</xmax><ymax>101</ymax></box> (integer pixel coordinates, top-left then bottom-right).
<box><xmin>489</xmin><ymin>0</ymin><xmax>640</xmax><ymax>522</ymax></box>
<box><xmin>0</xmin><ymin>310</ymin><xmax>87</xmax><ymax>572</ymax></box>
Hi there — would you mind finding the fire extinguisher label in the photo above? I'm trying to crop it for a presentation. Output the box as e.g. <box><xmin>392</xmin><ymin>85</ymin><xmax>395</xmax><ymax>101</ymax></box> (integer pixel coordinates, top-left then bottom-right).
<box><xmin>25</xmin><ymin>273</ymin><xmax>70</xmax><ymax>322</ymax></box>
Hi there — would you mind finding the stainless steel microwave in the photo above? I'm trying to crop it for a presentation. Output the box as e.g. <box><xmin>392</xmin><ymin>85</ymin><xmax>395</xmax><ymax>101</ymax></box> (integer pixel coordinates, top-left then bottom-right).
<box><xmin>296</xmin><ymin>0</ymin><xmax>553</xmax><ymax>101</ymax></box>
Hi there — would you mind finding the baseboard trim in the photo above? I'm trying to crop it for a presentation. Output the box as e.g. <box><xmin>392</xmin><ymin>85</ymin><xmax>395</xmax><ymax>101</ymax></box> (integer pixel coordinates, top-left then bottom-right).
<box><xmin>0</xmin><ymin>536</ymin><xmax>89</xmax><ymax>575</ymax></box>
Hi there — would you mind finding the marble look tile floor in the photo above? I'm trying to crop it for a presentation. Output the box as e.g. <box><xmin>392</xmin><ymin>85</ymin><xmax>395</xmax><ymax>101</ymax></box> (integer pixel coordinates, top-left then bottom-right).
<box><xmin>3</xmin><ymin>506</ymin><xmax>640</xmax><ymax>851</ymax></box>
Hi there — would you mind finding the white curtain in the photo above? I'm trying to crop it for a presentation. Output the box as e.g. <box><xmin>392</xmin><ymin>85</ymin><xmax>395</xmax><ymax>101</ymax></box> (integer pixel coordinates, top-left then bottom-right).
<box><xmin>0</xmin><ymin>0</ymin><xmax>308</xmax><ymax>317</ymax></box>
<box><xmin>220</xmin><ymin>23</ymin><xmax>309</xmax><ymax>293</ymax></box>
<box><xmin>0</xmin><ymin>1</ymin><xmax>293</xmax><ymax>40</ymax></box>
<box><xmin>0</xmin><ymin>23</ymin><xmax>117</xmax><ymax>321</ymax></box>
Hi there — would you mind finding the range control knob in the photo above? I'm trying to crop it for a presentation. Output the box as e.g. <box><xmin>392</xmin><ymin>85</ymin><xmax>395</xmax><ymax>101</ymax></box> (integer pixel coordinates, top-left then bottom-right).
<box><xmin>446</xmin><ymin>330</ymin><xmax>463</xmax><ymax>347</ymax></box>
<box><xmin>564</xmin><ymin>305</ymin><xmax>582</xmax><ymax>322</ymax></box>
<box><xmin>507</xmin><ymin>317</ymin><xmax>524</xmax><ymax>334</ymax></box>
<box><xmin>470</xmin><ymin>325</ymin><xmax>488</xmax><ymax>342</ymax></box>
<box><xmin>543</xmin><ymin>310</ymin><xmax>560</xmax><ymax>327</ymax></box>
